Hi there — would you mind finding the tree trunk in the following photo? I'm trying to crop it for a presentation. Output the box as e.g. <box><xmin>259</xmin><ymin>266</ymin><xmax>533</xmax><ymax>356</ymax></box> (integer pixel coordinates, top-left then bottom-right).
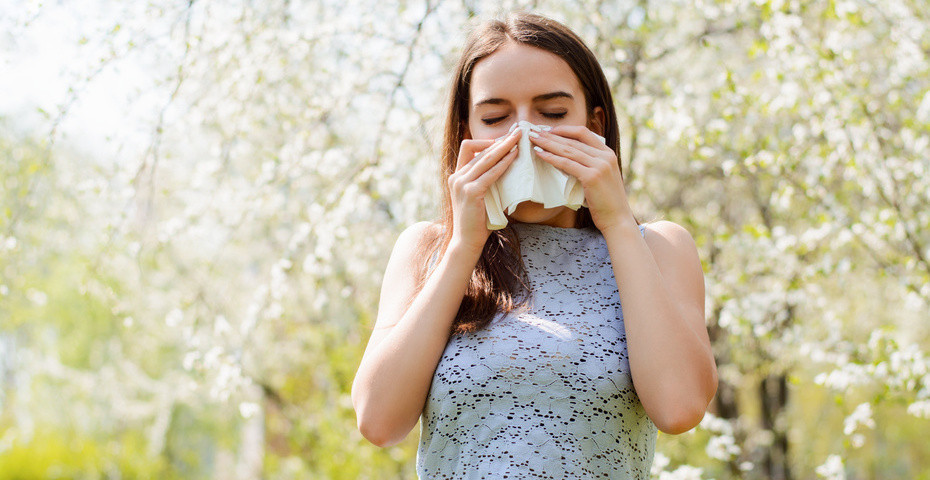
<box><xmin>707</xmin><ymin>304</ymin><xmax>744</xmax><ymax>479</ymax></box>
<box><xmin>760</xmin><ymin>374</ymin><xmax>790</xmax><ymax>480</ymax></box>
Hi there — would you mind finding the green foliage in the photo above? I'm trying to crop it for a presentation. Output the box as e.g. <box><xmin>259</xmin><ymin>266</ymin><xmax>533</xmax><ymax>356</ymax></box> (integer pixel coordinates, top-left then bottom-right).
<box><xmin>0</xmin><ymin>428</ymin><xmax>178</xmax><ymax>480</ymax></box>
<box><xmin>1</xmin><ymin>0</ymin><xmax>928</xmax><ymax>478</ymax></box>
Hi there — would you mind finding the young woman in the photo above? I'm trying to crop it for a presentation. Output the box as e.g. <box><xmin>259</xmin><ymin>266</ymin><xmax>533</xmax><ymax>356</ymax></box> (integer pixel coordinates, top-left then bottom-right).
<box><xmin>352</xmin><ymin>11</ymin><xmax>717</xmax><ymax>478</ymax></box>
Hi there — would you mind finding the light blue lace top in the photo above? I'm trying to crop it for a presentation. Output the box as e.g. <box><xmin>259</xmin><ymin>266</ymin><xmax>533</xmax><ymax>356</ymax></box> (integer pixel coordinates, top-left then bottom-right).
<box><xmin>416</xmin><ymin>222</ymin><xmax>656</xmax><ymax>479</ymax></box>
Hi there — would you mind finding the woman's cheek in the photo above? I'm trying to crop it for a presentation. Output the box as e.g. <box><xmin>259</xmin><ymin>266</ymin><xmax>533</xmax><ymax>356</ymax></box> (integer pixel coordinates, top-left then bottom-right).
<box><xmin>476</xmin><ymin>126</ymin><xmax>511</xmax><ymax>140</ymax></box>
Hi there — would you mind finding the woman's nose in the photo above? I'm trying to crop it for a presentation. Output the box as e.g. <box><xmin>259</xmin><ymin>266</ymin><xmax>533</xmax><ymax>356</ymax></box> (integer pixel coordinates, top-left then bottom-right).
<box><xmin>505</xmin><ymin>108</ymin><xmax>533</xmax><ymax>131</ymax></box>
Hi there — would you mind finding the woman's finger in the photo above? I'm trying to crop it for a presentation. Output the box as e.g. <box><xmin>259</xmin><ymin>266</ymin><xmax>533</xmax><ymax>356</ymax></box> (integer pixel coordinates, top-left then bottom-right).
<box><xmin>533</xmin><ymin>130</ymin><xmax>603</xmax><ymax>160</ymax></box>
<box><xmin>473</xmin><ymin>147</ymin><xmax>519</xmax><ymax>188</ymax></box>
<box><xmin>548</xmin><ymin>125</ymin><xmax>607</xmax><ymax>148</ymax></box>
<box><xmin>530</xmin><ymin>133</ymin><xmax>597</xmax><ymax>168</ymax></box>
<box><xmin>456</xmin><ymin>139</ymin><xmax>495</xmax><ymax>172</ymax></box>
<box><xmin>532</xmin><ymin>145</ymin><xmax>589</xmax><ymax>180</ymax></box>
<box><xmin>459</xmin><ymin>129</ymin><xmax>520</xmax><ymax>179</ymax></box>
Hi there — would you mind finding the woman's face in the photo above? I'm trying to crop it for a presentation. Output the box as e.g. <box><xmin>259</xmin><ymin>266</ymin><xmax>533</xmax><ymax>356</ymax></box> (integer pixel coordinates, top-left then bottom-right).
<box><xmin>466</xmin><ymin>40</ymin><xmax>603</xmax><ymax>227</ymax></box>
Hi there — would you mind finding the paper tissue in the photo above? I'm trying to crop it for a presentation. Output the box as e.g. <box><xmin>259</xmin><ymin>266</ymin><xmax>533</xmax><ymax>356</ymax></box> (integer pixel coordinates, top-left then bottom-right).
<box><xmin>483</xmin><ymin>121</ymin><xmax>605</xmax><ymax>230</ymax></box>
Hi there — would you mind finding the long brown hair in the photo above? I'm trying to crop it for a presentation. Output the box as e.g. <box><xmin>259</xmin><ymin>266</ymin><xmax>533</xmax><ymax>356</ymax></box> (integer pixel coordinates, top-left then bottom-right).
<box><xmin>416</xmin><ymin>11</ymin><xmax>640</xmax><ymax>336</ymax></box>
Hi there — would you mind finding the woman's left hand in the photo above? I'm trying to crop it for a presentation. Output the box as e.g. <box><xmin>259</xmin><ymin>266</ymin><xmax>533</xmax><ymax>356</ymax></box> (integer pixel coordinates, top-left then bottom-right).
<box><xmin>529</xmin><ymin>126</ymin><xmax>636</xmax><ymax>232</ymax></box>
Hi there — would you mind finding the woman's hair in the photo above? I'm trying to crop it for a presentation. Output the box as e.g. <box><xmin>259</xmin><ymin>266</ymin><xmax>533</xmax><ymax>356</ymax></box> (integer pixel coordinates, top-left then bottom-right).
<box><xmin>414</xmin><ymin>11</ymin><xmax>641</xmax><ymax>336</ymax></box>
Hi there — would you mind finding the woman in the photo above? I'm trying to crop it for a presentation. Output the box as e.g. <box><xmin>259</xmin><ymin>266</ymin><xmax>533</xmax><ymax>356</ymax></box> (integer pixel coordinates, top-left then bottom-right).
<box><xmin>352</xmin><ymin>11</ymin><xmax>717</xmax><ymax>478</ymax></box>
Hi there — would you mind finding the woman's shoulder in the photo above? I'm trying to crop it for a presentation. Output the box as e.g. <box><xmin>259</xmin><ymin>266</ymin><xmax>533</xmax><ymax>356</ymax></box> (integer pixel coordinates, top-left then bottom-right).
<box><xmin>398</xmin><ymin>220</ymin><xmax>443</xmax><ymax>238</ymax></box>
<box><xmin>639</xmin><ymin>219</ymin><xmax>695</xmax><ymax>245</ymax></box>
<box><xmin>396</xmin><ymin>221</ymin><xmax>445</xmax><ymax>265</ymax></box>
<box><xmin>402</xmin><ymin>220</ymin><xmax>444</xmax><ymax>242</ymax></box>
<box><xmin>637</xmin><ymin>220</ymin><xmax>702</xmax><ymax>280</ymax></box>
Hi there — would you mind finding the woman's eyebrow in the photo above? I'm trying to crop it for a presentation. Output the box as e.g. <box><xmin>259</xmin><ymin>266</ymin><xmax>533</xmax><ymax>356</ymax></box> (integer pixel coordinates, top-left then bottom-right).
<box><xmin>474</xmin><ymin>91</ymin><xmax>574</xmax><ymax>107</ymax></box>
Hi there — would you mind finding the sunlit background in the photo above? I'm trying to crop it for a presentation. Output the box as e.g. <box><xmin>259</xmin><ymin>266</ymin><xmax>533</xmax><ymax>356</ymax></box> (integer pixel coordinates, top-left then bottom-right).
<box><xmin>1</xmin><ymin>0</ymin><xmax>928</xmax><ymax>478</ymax></box>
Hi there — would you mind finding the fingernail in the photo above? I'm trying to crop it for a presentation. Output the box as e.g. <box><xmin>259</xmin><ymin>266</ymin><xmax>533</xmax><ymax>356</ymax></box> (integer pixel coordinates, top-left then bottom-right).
<box><xmin>533</xmin><ymin>146</ymin><xmax>544</xmax><ymax>153</ymax></box>
<box><xmin>509</xmin><ymin>145</ymin><xmax>517</xmax><ymax>153</ymax></box>
<box><xmin>528</xmin><ymin>131</ymin><xmax>540</xmax><ymax>138</ymax></box>
<box><xmin>539</xmin><ymin>125</ymin><xmax>552</xmax><ymax>131</ymax></box>
<box><xmin>508</xmin><ymin>123</ymin><xmax>519</xmax><ymax>133</ymax></box>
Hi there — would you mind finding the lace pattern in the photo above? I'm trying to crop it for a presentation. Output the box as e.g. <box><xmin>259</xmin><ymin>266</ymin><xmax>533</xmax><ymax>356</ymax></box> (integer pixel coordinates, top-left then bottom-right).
<box><xmin>416</xmin><ymin>222</ymin><xmax>656</xmax><ymax>479</ymax></box>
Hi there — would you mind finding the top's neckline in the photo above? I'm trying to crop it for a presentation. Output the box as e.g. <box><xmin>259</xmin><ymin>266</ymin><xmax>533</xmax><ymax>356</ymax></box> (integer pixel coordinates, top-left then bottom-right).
<box><xmin>510</xmin><ymin>221</ymin><xmax>646</xmax><ymax>238</ymax></box>
<box><xmin>510</xmin><ymin>221</ymin><xmax>598</xmax><ymax>237</ymax></box>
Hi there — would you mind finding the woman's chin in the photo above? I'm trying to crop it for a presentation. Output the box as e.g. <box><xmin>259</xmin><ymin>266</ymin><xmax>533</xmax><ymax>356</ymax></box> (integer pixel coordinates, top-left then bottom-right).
<box><xmin>506</xmin><ymin>202</ymin><xmax>576</xmax><ymax>227</ymax></box>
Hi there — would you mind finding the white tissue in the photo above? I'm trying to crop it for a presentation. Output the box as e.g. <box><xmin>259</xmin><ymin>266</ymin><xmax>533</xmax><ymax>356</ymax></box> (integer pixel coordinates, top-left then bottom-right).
<box><xmin>484</xmin><ymin>121</ymin><xmax>604</xmax><ymax>230</ymax></box>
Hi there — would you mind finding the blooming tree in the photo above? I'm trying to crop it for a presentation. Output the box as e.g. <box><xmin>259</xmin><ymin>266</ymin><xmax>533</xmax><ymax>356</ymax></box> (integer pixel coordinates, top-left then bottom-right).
<box><xmin>1</xmin><ymin>0</ymin><xmax>927</xmax><ymax>478</ymax></box>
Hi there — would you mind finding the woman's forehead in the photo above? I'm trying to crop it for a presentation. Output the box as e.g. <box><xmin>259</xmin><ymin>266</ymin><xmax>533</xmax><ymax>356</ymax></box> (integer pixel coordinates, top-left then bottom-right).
<box><xmin>470</xmin><ymin>41</ymin><xmax>582</xmax><ymax>105</ymax></box>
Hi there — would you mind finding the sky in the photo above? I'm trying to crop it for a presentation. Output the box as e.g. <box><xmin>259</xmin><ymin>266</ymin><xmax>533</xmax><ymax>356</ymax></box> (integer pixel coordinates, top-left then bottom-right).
<box><xmin>0</xmin><ymin>0</ymin><xmax>172</xmax><ymax>159</ymax></box>
<box><xmin>0</xmin><ymin>0</ymin><xmax>432</xmax><ymax>162</ymax></box>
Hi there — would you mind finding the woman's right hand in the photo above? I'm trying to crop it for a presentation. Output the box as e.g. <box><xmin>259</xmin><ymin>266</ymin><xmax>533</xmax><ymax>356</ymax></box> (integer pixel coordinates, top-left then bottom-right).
<box><xmin>447</xmin><ymin>128</ymin><xmax>522</xmax><ymax>255</ymax></box>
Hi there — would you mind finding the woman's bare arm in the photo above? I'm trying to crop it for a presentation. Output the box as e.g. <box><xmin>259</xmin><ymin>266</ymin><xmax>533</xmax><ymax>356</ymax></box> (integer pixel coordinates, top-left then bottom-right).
<box><xmin>351</xmin><ymin>221</ymin><xmax>481</xmax><ymax>447</ymax></box>
<box><xmin>603</xmin><ymin>219</ymin><xmax>718</xmax><ymax>435</ymax></box>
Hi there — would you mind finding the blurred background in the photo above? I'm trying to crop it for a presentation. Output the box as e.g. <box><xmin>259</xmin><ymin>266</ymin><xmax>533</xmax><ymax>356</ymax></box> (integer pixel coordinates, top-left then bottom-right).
<box><xmin>1</xmin><ymin>0</ymin><xmax>928</xmax><ymax>478</ymax></box>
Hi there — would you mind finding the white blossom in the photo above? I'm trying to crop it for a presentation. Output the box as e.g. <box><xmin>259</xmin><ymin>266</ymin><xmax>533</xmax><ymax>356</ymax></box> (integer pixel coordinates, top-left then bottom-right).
<box><xmin>815</xmin><ymin>454</ymin><xmax>846</xmax><ymax>480</ymax></box>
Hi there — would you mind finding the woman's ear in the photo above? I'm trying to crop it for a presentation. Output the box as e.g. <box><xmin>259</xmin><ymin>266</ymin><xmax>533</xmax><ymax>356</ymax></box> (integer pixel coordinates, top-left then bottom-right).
<box><xmin>587</xmin><ymin>107</ymin><xmax>606</xmax><ymax>136</ymax></box>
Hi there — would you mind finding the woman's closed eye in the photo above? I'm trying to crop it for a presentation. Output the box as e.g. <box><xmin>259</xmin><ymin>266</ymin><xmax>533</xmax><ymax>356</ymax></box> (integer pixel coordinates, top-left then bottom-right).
<box><xmin>481</xmin><ymin>112</ymin><xmax>567</xmax><ymax>125</ymax></box>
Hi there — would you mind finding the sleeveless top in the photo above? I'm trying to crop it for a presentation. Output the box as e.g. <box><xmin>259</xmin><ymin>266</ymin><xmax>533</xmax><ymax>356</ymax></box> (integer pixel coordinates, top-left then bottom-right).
<box><xmin>416</xmin><ymin>222</ymin><xmax>656</xmax><ymax>479</ymax></box>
